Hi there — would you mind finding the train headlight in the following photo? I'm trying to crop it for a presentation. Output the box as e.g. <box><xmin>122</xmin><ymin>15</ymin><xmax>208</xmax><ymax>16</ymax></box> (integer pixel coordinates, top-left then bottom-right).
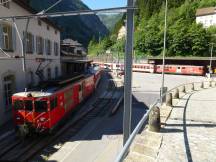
<box><xmin>39</xmin><ymin>117</ymin><xmax>46</xmax><ymax>122</ymax></box>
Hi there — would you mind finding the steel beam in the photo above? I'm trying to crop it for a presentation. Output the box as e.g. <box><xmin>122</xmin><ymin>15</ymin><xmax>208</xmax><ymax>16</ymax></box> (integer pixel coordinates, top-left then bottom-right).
<box><xmin>0</xmin><ymin>7</ymin><xmax>136</xmax><ymax>20</ymax></box>
<box><xmin>123</xmin><ymin>0</ymin><xmax>134</xmax><ymax>146</ymax></box>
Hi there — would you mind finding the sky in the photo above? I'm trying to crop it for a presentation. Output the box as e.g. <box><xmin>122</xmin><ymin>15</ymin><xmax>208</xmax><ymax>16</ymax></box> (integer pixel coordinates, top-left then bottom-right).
<box><xmin>81</xmin><ymin>0</ymin><xmax>126</xmax><ymax>9</ymax></box>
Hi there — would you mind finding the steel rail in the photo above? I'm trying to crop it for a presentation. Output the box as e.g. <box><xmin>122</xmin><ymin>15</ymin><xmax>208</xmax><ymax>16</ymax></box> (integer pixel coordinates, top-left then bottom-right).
<box><xmin>0</xmin><ymin>7</ymin><xmax>136</xmax><ymax>20</ymax></box>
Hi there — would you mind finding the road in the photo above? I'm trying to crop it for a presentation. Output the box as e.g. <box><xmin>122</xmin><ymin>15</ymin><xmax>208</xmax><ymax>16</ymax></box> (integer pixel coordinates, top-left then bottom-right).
<box><xmin>43</xmin><ymin>72</ymin><xmax>205</xmax><ymax>162</ymax></box>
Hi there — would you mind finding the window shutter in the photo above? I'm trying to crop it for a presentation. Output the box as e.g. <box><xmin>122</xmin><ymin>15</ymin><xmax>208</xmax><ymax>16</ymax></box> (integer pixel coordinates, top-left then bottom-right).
<box><xmin>12</xmin><ymin>26</ymin><xmax>16</xmax><ymax>51</ymax></box>
<box><xmin>32</xmin><ymin>34</ymin><xmax>35</xmax><ymax>53</ymax></box>
<box><xmin>44</xmin><ymin>39</ymin><xmax>47</xmax><ymax>55</ymax></box>
<box><xmin>50</xmin><ymin>40</ymin><xmax>52</xmax><ymax>55</ymax></box>
<box><xmin>36</xmin><ymin>36</ymin><xmax>38</xmax><ymax>54</ymax></box>
<box><xmin>0</xmin><ymin>24</ymin><xmax>3</xmax><ymax>49</ymax></box>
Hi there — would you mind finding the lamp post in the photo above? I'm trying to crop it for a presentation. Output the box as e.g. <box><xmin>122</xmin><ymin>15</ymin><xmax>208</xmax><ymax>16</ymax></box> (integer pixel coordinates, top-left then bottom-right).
<box><xmin>160</xmin><ymin>0</ymin><xmax>168</xmax><ymax>103</ymax></box>
<box><xmin>209</xmin><ymin>43</ymin><xmax>214</xmax><ymax>75</ymax></box>
<box><xmin>123</xmin><ymin>0</ymin><xmax>135</xmax><ymax>145</ymax></box>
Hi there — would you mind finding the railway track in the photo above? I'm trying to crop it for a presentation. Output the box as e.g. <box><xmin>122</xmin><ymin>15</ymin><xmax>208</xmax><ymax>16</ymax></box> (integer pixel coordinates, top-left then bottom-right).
<box><xmin>0</xmin><ymin>73</ymin><xmax>123</xmax><ymax>162</ymax></box>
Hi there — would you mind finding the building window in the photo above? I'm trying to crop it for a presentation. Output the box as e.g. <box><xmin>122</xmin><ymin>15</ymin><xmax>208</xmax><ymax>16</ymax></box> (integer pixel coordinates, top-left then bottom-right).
<box><xmin>47</xmin><ymin>68</ymin><xmax>51</xmax><ymax>80</ymax></box>
<box><xmin>54</xmin><ymin>42</ymin><xmax>58</xmax><ymax>56</ymax></box>
<box><xmin>36</xmin><ymin>36</ymin><xmax>43</xmax><ymax>55</ymax></box>
<box><xmin>2</xmin><ymin>24</ymin><xmax>12</xmax><ymax>50</ymax></box>
<box><xmin>28</xmin><ymin>71</ymin><xmax>34</xmax><ymax>86</ymax></box>
<box><xmin>55</xmin><ymin>66</ymin><xmax>59</xmax><ymax>78</ymax></box>
<box><xmin>77</xmin><ymin>50</ymin><xmax>82</xmax><ymax>55</ymax></box>
<box><xmin>47</xmin><ymin>25</ymin><xmax>49</xmax><ymax>30</ymax></box>
<box><xmin>3</xmin><ymin>75</ymin><xmax>15</xmax><ymax>108</ymax></box>
<box><xmin>55</xmin><ymin>30</ymin><xmax>58</xmax><ymax>35</ymax></box>
<box><xmin>46</xmin><ymin>39</ymin><xmax>51</xmax><ymax>55</ymax></box>
<box><xmin>38</xmin><ymin>20</ymin><xmax>42</xmax><ymax>26</ymax></box>
<box><xmin>70</xmin><ymin>47</ymin><xmax>75</xmax><ymax>54</ymax></box>
<box><xmin>24</xmin><ymin>32</ymin><xmax>34</xmax><ymax>54</ymax></box>
<box><xmin>0</xmin><ymin>0</ymin><xmax>10</xmax><ymax>8</ymax></box>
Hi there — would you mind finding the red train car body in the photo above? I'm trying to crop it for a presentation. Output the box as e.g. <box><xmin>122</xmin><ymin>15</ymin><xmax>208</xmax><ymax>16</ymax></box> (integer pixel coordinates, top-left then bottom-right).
<box><xmin>92</xmin><ymin>62</ymin><xmax>205</xmax><ymax>76</ymax></box>
<box><xmin>156</xmin><ymin>65</ymin><xmax>204</xmax><ymax>75</ymax></box>
<box><xmin>12</xmin><ymin>70</ymin><xmax>101</xmax><ymax>135</ymax></box>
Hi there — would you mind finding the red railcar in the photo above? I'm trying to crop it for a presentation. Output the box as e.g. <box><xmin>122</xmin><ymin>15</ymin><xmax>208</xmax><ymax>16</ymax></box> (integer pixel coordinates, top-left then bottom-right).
<box><xmin>133</xmin><ymin>63</ymin><xmax>155</xmax><ymax>73</ymax></box>
<box><xmin>156</xmin><ymin>65</ymin><xmax>204</xmax><ymax>75</ymax></box>
<box><xmin>12</xmin><ymin>71</ymin><xmax>101</xmax><ymax>135</ymax></box>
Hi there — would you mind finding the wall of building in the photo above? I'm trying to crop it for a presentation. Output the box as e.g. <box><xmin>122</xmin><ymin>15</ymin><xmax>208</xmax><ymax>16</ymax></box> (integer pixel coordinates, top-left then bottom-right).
<box><xmin>196</xmin><ymin>14</ymin><xmax>216</xmax><ymax>28</ymax></box>
<box><xmin>0</xmin><ymin>1</ymin><xmax>61</xmax><ymax>126</ymax></box>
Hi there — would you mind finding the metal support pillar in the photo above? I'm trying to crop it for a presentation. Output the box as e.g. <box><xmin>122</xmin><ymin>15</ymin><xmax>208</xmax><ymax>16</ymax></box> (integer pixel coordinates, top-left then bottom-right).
<box><xmin>161</xmin><ymin>0</ymin><xmax>168</xmax><ymax>103</ymax></box>
<box><xmin>123</xmin><ymin>0</ymin><xmax>134</xmax><ymax>145</ymax></box>
<box><xmin>209</xmin><ymin>43</ymin><xmax>214</xmax><ymax>74</ymax></box>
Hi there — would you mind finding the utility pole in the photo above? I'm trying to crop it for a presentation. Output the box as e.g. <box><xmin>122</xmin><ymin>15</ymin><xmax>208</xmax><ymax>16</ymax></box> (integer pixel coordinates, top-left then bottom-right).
<box><xmin>209</xmin><ymin>43</ymin><xmax>214</xmax><ymax>75</ymax></box>
<box><xmin>13</xmin><ymin>18</ymin><xmax>30</xmax><ymax>89</ymax></box>
<box><xmin>160</xmin><ymin>0</ymin><xmax>168</xmax><ymax>103</ymax></box>
<box><xmin>123</xmin><ymin>0</ymin><xmax>134</xmax><ymax>145</ymax></box>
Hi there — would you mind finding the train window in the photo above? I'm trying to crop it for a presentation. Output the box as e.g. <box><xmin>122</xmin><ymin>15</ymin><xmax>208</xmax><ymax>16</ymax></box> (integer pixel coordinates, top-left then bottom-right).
<box><xmin>178</xmin><ymin>67</ymin><xmax>180</xmax><ymax>69</ymax></box>
<box><xmin>199</xmin><ymin>68</ymin><xmax>202</xmax><ymax>70</ymax></box>
<box><xmin>79</xmin><ymin>84</ymin><xmax>82</xmax><ymax>92</ymax></box>
<box><xmin>182</xmin><ymin>67</ymin><xmax>186</xmax><ymax>69</ymax></box>
<box><xmin>25</xmin><ymin>100</ymin><xmax>33</xmax><ymax>111</ymax></box>
<box><xmin>13</xmin><ymin>100</ymin><xmax>24</xmax><ymax>110</ymax></box>
<box><xmin>50</xmin><ymin>97</ymin><xmax>57</xmax><ymax>110</ymax></box>
<box><xmin>35</xmin><ymin>100</ymin><xmax>47</xmax><ymax>112</ymax></box>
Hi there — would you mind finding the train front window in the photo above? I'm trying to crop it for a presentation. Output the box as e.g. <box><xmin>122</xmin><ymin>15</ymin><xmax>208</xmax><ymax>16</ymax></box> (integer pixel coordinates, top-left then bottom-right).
<box><xmin>35</xmin><ymin>100</ymin><xmax>47</xmax><ymax>112</ymax></box>
<box><xmin>24</xmin><ymin>100</ymin><xmax>33</xmax><ymax>111</ymax></box>
<box><xmin>14</xmin><ymin>100</ymin><xmax>24</xmax><ymax>110</ymax></box>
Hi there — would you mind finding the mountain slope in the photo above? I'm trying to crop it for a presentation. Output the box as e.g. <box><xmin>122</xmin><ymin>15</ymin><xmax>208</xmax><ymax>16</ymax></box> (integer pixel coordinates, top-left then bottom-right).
<box><xmin>28</xmin><ymin>0</ymin><xmax>109</xmax><ymax>47</ymax></box>
<box><xmin>98</xmin><ymin>14</ymin><xmax>123</xmax><ymax>31</ymax></box>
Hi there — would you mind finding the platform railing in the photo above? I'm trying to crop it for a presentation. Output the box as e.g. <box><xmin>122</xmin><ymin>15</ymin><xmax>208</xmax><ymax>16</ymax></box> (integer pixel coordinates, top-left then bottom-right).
<box><xmin>115</xmin><ymin>80</ymin><xmax>216</xmax><ymax>162</ymax></box>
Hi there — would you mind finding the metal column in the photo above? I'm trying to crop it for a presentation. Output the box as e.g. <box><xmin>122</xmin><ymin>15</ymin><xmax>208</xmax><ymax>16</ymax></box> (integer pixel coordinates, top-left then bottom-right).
<box><xmin>160</xmin><ymin>0</ymin><xmax>168</xmax><ymax>102</ymax></box>
<box><xmin>13</xmin><ymin>18</ymin><xmax>30</xmax><ymax>89</ymax></box>
<box><xmin>209</xmin><ymin>43</ymin><xmax>214</xmax><ymax>74</ymax></box>
<box><xmin>123</xmin><ymin>0</ymin><xmax>134</xmax><ymax>145</ymax></box>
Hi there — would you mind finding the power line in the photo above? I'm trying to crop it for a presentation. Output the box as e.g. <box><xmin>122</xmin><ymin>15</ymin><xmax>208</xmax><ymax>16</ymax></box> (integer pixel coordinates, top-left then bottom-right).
<box><xmin>0</xmin><ymin>6</ymin><xmax>136</xmax><ymax>20</ymax></box>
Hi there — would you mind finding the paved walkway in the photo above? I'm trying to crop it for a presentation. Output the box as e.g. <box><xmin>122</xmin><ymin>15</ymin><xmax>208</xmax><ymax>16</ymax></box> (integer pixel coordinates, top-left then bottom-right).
<box><xmin>157</xmin><ymin>87</ymin><xmax>216</xmax><ymax>162</ymax></box>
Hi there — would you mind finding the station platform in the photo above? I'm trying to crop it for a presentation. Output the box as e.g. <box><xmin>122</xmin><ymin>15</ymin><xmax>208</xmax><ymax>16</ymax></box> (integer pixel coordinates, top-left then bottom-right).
<box><xmin>125</xmin><ymin>87</ymin><xmax>216</xmax><ymax>162</ymax></box>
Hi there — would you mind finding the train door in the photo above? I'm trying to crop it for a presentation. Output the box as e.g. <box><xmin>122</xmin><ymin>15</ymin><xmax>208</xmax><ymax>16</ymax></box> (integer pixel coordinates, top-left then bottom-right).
<box><xmin>176</xmin><ymin>66</ymin><xmax>181</xmax><ymax>73</ymax></box>
<box><xmin>78</xmin><ymin>82</ymin><xmax>83</xmax><ymax>102</ymax></box>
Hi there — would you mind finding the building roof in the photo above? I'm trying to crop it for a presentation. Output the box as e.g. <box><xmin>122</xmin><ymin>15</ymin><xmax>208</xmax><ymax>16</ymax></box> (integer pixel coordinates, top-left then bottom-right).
<box><xmin>12</xmin><ymin>0</ymin><xmax>61</xmax><ymax>31</ymax></box>
<box><xmin>61</xmin><ymin>59</ymin><xmax>92</xmax><ymax>64</ymax></box>
<box><xmin>148</xmin><ymin>56</ymin><xmax>216</xmax><ymax>61</ymax></box>
<box><xmin>196</xmin><ymin>7</ymin><xmax>216</xmax><ymax>17</ymax></box>
<box><xmin>61</xmin><ymin>39</ymin><xmax>82</xmax><ymax>47</ymax></box>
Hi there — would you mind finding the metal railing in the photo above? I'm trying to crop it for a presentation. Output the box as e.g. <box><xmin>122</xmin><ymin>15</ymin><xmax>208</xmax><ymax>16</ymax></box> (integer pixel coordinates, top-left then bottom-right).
<box><xmin>115</xmin><ymin>80</ymin><xmax>215</xmax><ymax>162</ymax></box>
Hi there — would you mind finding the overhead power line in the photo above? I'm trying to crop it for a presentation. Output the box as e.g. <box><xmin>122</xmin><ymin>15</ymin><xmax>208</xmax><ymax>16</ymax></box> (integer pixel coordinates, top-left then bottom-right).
<box><xmin>0</xmin><ymin>6</ymin><xmax>136</xmax><ymax>20</ymax></box>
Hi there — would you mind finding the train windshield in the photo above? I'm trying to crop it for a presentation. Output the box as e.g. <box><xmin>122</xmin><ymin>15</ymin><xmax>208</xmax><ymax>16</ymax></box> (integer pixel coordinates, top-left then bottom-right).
<box><xmin>13</xmin><ymin>100</ymin><xmax>33</xmax><ymax>111</ymax></box>
<box><xmin>34</xmin><ymin>101</ymin><xmax>47</xmax><ymax>112</ymax></box>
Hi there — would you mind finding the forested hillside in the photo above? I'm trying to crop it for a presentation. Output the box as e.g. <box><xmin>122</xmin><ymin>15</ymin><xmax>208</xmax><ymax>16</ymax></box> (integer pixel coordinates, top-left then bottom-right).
<box><xmin>88</xmin><ymin>0</ymin><xmax>216</xmax><ymax>57</ymax></box>
<box><xmin>27</xmin><ymin>0</ymin><xmax>108</xmax><ymax>47</ymax></box>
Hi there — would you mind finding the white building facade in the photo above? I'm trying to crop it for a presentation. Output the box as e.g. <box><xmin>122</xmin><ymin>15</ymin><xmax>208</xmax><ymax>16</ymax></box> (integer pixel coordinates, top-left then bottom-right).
<box><xmin>196</xmin><ymin>7</ymin><xmax>216</xmax><ymax>28</ymax></box>
<box><xmin>0</xmin><ymin>0</ymin><xmax>61</xmax><ymax>126</ymax></box>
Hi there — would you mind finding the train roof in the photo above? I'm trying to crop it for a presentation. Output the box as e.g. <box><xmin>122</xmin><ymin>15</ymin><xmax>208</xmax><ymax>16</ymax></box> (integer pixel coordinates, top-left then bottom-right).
<box><xmin>157</xmin><ymin>64</ymin><xmax>204</xmax><ymax>67</ymax></box>
<box><xmin>13</xmin><ymin>72</ymin><xmax>96</xmax><ymax>98</ymax></box>
<box><xmin>13</xmin><ymin>91</ymin><xmax>53</xmax><ymax>98</ymax></box>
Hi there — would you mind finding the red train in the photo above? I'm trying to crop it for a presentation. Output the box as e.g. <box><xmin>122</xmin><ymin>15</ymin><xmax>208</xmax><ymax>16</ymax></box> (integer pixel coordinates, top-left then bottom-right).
<box><xmin>92</xmin><ymin>62</ymin><xmax>205</xmax><ymax>76</ymax></box>
<box><xmin>12</xmin><ymin>69</ymin><xmax>102</xmax><ymax>136</ymax></box>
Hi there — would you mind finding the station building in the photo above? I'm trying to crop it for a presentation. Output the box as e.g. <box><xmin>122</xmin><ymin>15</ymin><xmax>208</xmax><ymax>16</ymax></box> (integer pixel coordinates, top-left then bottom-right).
<box><xmin>0</xmin><ymin>0</ymin><xmax>61</xmax><ymax>126</ymax></box>
<box><xmin>196</xmin><ymin>7</ymin><xmax>216</xmax><ymax>28</ymax></box>
<box><xmin>61</xmin><ymin>39</ymin><xmax>91</xmax><ymax>76</ymax></box>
